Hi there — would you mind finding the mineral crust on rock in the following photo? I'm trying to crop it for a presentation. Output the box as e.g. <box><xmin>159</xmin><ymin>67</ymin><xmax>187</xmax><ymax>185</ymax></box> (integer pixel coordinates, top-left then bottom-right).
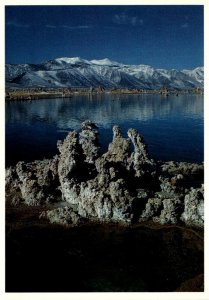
<box><xmin>181</xmin><ymin>185</ymin><xmax>204</xmax><ymax>228</ymax></box>
<box><xmin>39</xmin><ymin>206</ymin><xmax>85</xmax><ymax>225</ymax></box>
<box><xmin>5</xmin><ymin>121</ymin><xmax>204</xmax><ymax>228</ymax></box>
<box><xmin>79</xmin><ymin>120</ymin><xmax>100</xmax><ymax>163</ymax></box>
<box><xmin>6</xmin><ymin>158</ymin><xmax>60</xmax><ymax>206</ymax></box>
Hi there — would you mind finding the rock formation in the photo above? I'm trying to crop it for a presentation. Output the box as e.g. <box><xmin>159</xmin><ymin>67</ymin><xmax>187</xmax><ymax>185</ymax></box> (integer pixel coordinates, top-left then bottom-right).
<box><xmin>181</xmin><ymin>185</ymin><xmax>204</xmax><ymax>227</ymax></box>
<box><xmin>5</xmin><ymin>121</ymin><xmax>204</xmax><ymax>228</ymax></box>
<box><xmin>6</xmin><ymin>158</ymin><xmax>60</xmax><ymax>206</ymax></box>
<box><xmin>39</xmin><ymin>206</ymin><xmax>86</xmax><ymax>226</ymax></box>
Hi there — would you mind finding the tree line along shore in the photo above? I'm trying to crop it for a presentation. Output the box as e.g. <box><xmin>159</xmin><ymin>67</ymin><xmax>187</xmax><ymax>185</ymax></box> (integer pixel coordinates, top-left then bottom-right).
<box><xmin>5</xmin><ymin>86</ymin><xmax>203</xmax><ymax>101</ymax></box>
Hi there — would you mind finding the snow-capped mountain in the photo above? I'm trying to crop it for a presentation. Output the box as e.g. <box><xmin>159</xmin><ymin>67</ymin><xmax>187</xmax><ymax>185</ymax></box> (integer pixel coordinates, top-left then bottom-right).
<box><xmin>5</xmin><ymin>57</ymin><xmax>204</xmax><ymax>89</ymax></box>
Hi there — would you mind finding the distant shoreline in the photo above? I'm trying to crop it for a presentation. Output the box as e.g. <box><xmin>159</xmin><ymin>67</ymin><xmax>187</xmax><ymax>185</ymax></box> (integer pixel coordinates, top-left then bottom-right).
<box><xmin>5</xmin><ymin>87</ymin><xmax>204</xmax><ymax>101</ymax></box>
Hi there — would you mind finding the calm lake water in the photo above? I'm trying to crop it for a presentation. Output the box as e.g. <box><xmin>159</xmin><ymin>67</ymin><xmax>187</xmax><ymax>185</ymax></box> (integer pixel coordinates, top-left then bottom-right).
<box><xmin>6</xmin><ymin>93</ymin><xmax>203</xmax><ymax>166</ymax></box>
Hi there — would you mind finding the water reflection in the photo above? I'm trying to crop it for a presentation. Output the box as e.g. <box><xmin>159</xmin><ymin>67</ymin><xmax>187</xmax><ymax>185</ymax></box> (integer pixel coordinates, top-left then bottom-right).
<box><xmin>6</xmin><ymin>94</ymin><xmax>203</xmax><ymax>165</ymax></box>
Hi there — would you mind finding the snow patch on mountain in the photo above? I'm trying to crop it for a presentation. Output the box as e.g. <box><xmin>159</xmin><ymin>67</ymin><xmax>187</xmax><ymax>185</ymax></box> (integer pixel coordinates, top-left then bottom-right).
<box><xmin>55</xmin><ymin>57</ymin><xmax>91</xmax><ymax>65</ymax></box>
<box><xmin>90</xmin><ymin>58</ymin><xmax>122</xmax><ymax>67</ymax></box>
<box><xmin>5</xmin><ymin>57</ymin><xmax>204</xmax><ymax>89</ymax></box>
<box><xmin>182</xmin><ymin>67</ymin><xmax>204</xmax><ymax>85</ymax></box>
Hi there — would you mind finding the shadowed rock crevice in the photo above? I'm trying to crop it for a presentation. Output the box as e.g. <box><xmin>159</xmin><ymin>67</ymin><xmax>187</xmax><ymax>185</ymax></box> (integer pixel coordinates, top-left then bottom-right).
<box><xmin>6</xmin><ymin>120</ymin><xmax>204</xmax><ymax>228</ymax></box>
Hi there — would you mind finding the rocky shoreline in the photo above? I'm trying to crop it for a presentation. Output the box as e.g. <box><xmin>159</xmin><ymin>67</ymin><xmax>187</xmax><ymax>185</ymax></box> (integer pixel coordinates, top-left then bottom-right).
<box><xmin>6</xmin><ymin>121</ymin><xmax>204</xmax><ymax>229</ymax></box>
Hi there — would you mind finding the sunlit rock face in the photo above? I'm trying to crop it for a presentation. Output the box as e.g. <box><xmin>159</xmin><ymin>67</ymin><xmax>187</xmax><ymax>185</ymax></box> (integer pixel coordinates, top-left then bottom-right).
<box><xmin>181</xmin><ymin>185</ymin><xmax>204</xmax><ymax>228</ymax></box>
<box><xmin>6</xmin><ymin>158</ymin><xmax>60</xmax><ymax>206</ymax></box>
<box><xmin>5</xmin><ymin>121</ymin><xmax>204</xmax><ymax>227</ymax></box>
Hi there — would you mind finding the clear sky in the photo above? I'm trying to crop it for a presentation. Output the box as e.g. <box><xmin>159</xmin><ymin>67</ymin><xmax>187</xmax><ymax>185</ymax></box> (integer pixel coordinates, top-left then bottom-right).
<box><xmin>5</xmin><ymin>5</ymin><xmax>203</xmax><ymax>69</ymax></box>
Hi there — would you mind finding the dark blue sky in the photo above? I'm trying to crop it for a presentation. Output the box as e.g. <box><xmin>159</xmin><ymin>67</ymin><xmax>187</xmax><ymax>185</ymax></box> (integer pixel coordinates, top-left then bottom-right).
<box><xmin>5</xmin><ymin>5</ymin><xmax>203</xmax><ymax>69</ymax></box>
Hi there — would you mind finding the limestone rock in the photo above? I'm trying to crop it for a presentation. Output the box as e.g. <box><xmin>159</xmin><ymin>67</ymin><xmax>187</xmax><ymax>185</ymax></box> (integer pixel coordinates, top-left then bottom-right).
<box><xmin>127</xmin><ymin>128</ymin><xmax>156</xmax><ymax>179</ymax></box>
<box><xmin>181</xmin><ymin>185</ymin><xmax>204</xmax><ymax>228</ymax></box>
<box><xmin>156</xmin><ymin>176</ymin><xmax>184</xmax><ymax>199</ymax></box>
<box><xmin>5</xmin><ymin>120</ymin><xmax>204</xmax><ymax>228</ymax></box>
<box><xmin>6</xmin><ymin>158</ymin><xmax>60</xmax><ymax>206</ymax></box>
<box><xmin>79</xmin><ymin>120</ymin><xmax>100</xmax><ymax>163</ymax></box>
<box><xmin>103</xmin><ymin>125</ymin><xmax>131</xmax><ymax>165</ymax></box>
<box><xmin>140</xmin><ymin>198</ymin><xmax>162</xmax><ymax>221</ymax></box>
<box><xmin>5</xmin><ymin>166</ymin><xmax>22</xmax><ymax>205</ymax></box>
<box><xmin>57</xmin><ymin>124</ymin><xmax>135</xmax><ymax>223</ymax></box>
<box><xmin>40</xmin><ymin>206</ymin><xmax>85</xmax><ymax>225</ymax></box>
<box><xmin>57</xmin><ymin>131</ymin><xmax>82</xmax><ymax>180</ymax></box>
<box><xmin>161</xmin><ymin>161</ymin><xmax>204</xmax><ymax>177</ymax></box>
<box><xmin>77</xmin><ymin>177</ymin><xmax>134</xmax><ymax>223</ymax></box>
<box><xmin>153</xmin><ymin>198</ymin><xmax>183</xmax><ymax>225</ymax></box>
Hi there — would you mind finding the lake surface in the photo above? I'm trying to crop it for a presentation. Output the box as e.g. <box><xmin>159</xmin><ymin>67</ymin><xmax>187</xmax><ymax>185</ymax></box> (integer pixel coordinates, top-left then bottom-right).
<box><xmin>6</xmin><ymin>93</ymin><xmax>204</xmax><ymax>166</ymax></box>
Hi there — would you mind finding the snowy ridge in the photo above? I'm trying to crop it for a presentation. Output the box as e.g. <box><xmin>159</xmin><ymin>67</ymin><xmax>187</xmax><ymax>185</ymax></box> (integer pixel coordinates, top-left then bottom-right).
<box><xmin>5</xmin><ymin>57</ymin><xmax>204</xmax><ymax>89</ymax></box>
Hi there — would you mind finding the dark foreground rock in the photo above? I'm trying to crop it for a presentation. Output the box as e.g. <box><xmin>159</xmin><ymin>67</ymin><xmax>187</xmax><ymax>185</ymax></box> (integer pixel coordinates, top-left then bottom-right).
<box><xmin>6</xmin><ymin>218</ymin><xmax>203</xmax><ymax>292</ymax></box>
<box><xmin>6</xmin><ymin>121</ymin><xmax>204</xmax><ymax>228</ymax></box>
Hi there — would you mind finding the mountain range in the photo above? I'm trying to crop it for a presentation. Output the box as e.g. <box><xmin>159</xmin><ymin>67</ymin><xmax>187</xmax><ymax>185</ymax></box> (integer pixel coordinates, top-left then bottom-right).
<box><xmin>5</xmin><ymin>57</ymin><xmax>204</xmax><ymax>90</ymax></box>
